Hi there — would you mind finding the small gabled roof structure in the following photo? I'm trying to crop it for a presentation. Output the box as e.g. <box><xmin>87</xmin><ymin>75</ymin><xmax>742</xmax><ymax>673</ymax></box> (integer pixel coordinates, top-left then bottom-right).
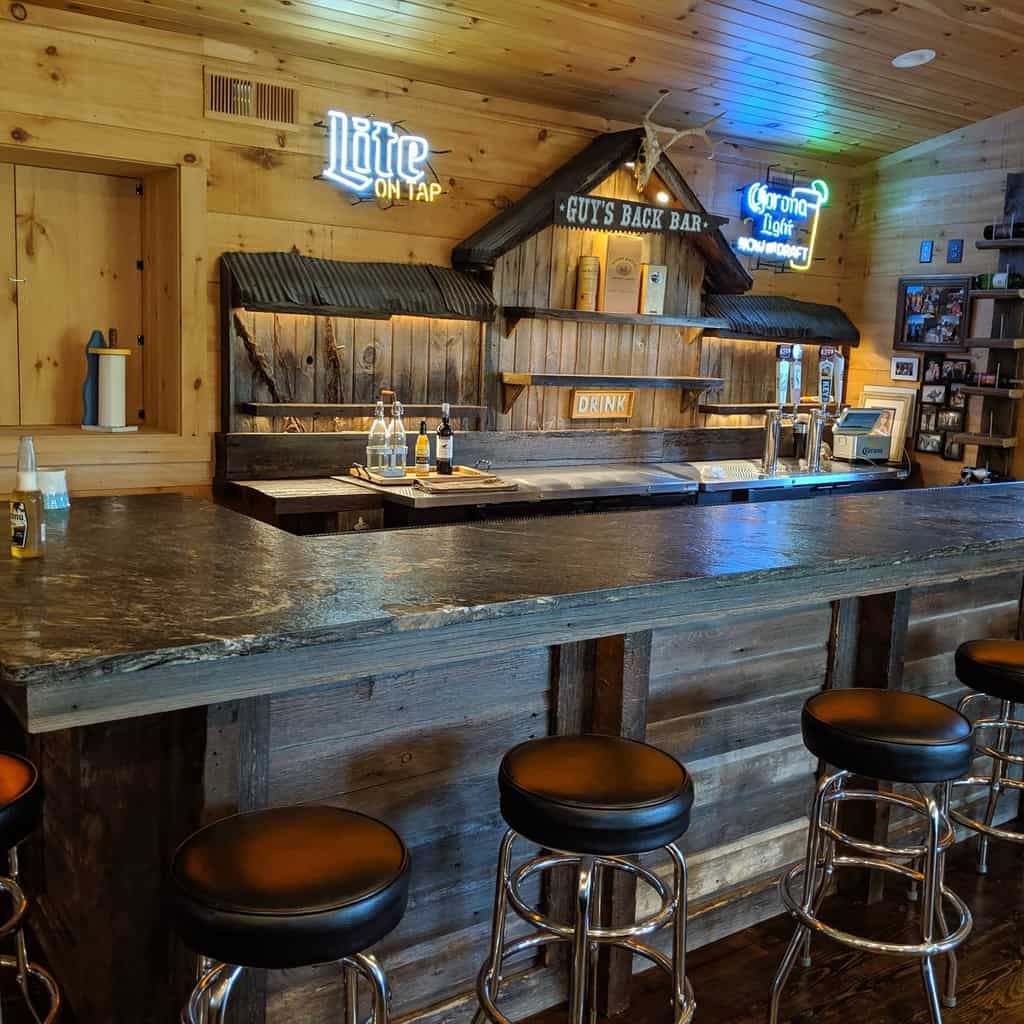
<box><xmin>704</xmin><ymin>294</ymin><xmax>860</xmax><ymax>347</ymax></box>
<box><xmin>452</xmin><ymin>128</ymin><xmax>752</xmax><ymax>295</ymax></box>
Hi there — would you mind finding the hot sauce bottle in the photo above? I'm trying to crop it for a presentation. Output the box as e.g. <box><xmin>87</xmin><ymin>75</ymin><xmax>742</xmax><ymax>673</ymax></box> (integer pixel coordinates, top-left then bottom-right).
<box><xmin>10</xmin><ymin>436</ymin><xmax>45</xmax><ymax>560</ymax></box>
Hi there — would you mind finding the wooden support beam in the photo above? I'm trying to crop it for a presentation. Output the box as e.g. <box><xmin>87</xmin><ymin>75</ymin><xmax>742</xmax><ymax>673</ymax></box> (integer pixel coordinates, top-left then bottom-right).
<box><xmin>836</xmin><ymin>590</ymin><xmax>912</xmax><ymax>903</ymax></box>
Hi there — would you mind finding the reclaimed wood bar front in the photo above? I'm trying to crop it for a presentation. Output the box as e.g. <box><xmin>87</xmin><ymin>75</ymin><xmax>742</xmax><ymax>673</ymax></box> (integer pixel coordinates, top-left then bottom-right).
<box><xmin>2</xmin><ymin>485</ymin><xmax>1023</xmax><ymax>1023</ymax></box>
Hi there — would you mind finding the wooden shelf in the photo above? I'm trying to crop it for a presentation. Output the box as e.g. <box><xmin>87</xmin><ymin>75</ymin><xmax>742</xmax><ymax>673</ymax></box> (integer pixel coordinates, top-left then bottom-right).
<box><xmin>963</xmin><ymin>337</ymin><xmax>1024</xmax><ymax>349</ymax></box>
<box><xmin>975</xmin><ymin>239</ymin><xmax>1024</xmax><ymax>250</ymax></box>
<box><xmin>501</xmin><ymin>306</ymin><xmax>729</xmax><ymax>338</ymax></box>
<box><xmin>969</xmin><ymin>289</ymin><xmax>1024</xmax><ymax>301</ymax></box>
<box><xmin>954</xmin><ymin>386</ymin><xmax>1024</xmax><ymax>399</ymax></box>
<box><xmin>498</xmin><ymin>372</ymin><xmax>725</xmax><ymax>413</ymax></box>
<box><xmin>950</xmin><ymin>432</ymin><xmax>1018</xmax><ymax>448</ymax></box>
<box><xmin>699</xmin><ymin>401</ymin><xmax>821</xmax><ymax>415</ymax></box>
<box><xmin>239</xmin><ymin>403</ymin><xmax>486</xmax><ymax>418</ymax></box>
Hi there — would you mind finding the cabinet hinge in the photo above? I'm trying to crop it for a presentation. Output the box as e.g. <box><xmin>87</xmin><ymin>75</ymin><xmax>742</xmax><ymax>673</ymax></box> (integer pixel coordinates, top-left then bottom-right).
<box><xmin>135</xmin><ymin>181</ymin><xmax>144</xmax><ymax>196</ymax></box>
<box><xmin>137</xmin><ymin>335</ymin><xmax>145</xmax><ymax>347</ymax></box>
<box><xmin>136</xmin><ymin>259</ymin><xmax>144</xmax><ymax>271</ymax></box>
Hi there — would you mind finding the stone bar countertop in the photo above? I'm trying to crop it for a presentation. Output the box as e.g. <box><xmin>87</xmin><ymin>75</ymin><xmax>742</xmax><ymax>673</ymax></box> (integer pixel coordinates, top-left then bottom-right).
<box><xmin>3</xmin><ymin>485</ymin><xmax>1024</xmax><ymax>731</ymax></box>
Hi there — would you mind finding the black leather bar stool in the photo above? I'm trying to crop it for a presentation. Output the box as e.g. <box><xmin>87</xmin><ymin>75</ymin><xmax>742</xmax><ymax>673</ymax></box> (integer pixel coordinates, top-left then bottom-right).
<box><xmin>172</xmin><ymin>806</ymin><xmax>410</xmax><ymax>1023</ymax></box>
<box><xmin>0</xmin><ymin>753</ymin><xmax>60</xmax><ymax>1023</ymax></box>
<box><xmin>771</xmin><ymin>690</ymin><xmax>974</xmax><ymax>1024</ymax></box>
<box><xmin>952</xmin><ymin>638</ymin><xmax>1024</xmax><ymax>873</ymax></box>
<box><xmin>473</xmin><ymin>735</ymin><xmax>696</xmax><ymax>1024</ymax></box>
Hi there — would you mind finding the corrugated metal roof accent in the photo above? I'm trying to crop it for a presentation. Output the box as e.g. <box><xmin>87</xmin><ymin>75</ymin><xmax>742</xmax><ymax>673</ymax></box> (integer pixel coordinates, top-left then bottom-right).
<box><xmin>221</xmin><ymin>252</ymin><xmax>497</xmax><ymax>322</ymax></box>
<box><xmin>704</xmin><ymin>294</ymin><xmax>860</xmax><ymax>347</ymax></box>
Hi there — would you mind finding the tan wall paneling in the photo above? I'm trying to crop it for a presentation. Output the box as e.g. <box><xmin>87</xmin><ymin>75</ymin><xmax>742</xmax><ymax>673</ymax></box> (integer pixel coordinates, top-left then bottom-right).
<box><xmin>15</xmin><ymin>164</ymin><xmax>143</xmax><ymax>426</ymax></box>
<box><xmin>0</xmin><ymin>164</ymin><xmax>17</xmax><ymax>426</ymax></box>
<box><xmin>846</xmin><ymin>104</ymin><xmax>1024</xmax><ymax>486</ymax></box>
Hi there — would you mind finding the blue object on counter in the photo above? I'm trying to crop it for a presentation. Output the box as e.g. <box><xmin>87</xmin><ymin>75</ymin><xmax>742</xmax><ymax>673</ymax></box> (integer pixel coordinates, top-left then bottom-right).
<box><xmin>38</xmin><ymin>469</ymin><xmax>71</xmax><ymax>511</ymax></box>
<box><xmin>81</xmin><ymin>329</ymin><xmax>105</xmax><ymax>427</ymax></box>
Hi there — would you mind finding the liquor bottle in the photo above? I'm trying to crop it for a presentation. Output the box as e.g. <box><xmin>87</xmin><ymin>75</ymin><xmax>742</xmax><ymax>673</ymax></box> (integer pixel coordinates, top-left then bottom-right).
<box><xmin>983</xmin><ymin>222</ymin><xmax>1024</xmax><ymax>241</ymax></box>
<box><xmin>366</xmin><ymin>400</ymin><xmax>391</xmax><ymax>474</ymax></box>
<box><xmin>10</xmin><ymin>436</ymin><xmax>45</xmax><ymax>560</ymax></box>
<box><xmin>415</xmin><ymin>420</ymin><xmax>431</xmax><ymax>476</ymax></box>
<box><xmin>436</xmin><ymin>402</ymin><xmax>454</xmax><ymax>475</ymax></box>
<box><xmin>390</xmin><ymin>398</ymin><xmax>408</xmax><ymax>475</ymax></box>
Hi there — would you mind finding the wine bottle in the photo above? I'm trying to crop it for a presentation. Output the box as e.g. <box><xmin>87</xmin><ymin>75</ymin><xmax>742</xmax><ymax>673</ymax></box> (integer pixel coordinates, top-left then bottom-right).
<box><xmin>436</xmin><ymin>402</ymin><xmax>454</xmax><ymax>475</ymax></box>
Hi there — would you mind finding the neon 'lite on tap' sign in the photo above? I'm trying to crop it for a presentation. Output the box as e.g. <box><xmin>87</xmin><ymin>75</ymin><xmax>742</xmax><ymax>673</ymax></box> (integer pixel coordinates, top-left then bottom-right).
<box><xmin>321</xmin><ymin>110</ymin><xmax>442</xmax><ymax>202</ymax></box>
<box><xmin>736</xmin><ymin>178</ymin><xmax>829</xmax><ymax>271</ymax></box>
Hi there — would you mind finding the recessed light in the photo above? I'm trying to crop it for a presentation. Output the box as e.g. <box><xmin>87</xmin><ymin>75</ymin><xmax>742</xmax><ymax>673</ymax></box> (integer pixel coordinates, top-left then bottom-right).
<box><xmin>891</xmin><ymin>48</ymin><xmax>936</xmax><ymax>68</ymax></box>
<box><xmin>655</xmin><ymin>190</ymin><xmax>670</xmax><ymax>205</ymax></box>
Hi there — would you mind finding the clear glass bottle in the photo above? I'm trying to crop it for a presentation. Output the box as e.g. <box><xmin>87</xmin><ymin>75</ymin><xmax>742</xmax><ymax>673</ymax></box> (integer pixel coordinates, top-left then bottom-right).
<box><xmin>390</xmin><ymin>399</ymin><xmax>408</xmax><ymax>475</ymax></box>
<box><xmin>10</xmin><ymin>436</ymin><xmax>45</xmax><ymax>560</ymax></box>
<box><xmin>366</xmin><ymin>400</ymin><xmax>391</xmax><ymax>474</ymax></box>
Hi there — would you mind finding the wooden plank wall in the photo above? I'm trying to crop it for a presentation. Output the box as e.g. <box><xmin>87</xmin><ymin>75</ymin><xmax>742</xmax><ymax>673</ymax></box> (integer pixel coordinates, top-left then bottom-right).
<box><xmin>845</xmin><ymin>105</ymin><xmax>1024</xmax><ymax>485</ymax></box>
<box><xmin>0</xmin><ymin>3</ymin><xmax>854</xmax><ymax>494</ymax></box>
<box><xmin>231</xmin><ymin>311</ymin><xmax>483</xmax><ymax>433</ymax></box>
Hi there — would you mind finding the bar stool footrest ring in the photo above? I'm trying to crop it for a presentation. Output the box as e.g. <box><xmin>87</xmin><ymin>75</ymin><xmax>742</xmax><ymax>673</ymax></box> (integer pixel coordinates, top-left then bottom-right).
<box><xmin>781</xmin><ymin>857</ymin><xmax>971</xmax><ymax>958</ymax></box>
<box><xmin>475</xmin><ymin>932</ymin><xmax>695</xmax><ymax>1024</ymax></box>
<box><xmin>0</xmin><ymin>954</ymin><xmax>61</xmax><ymax>1024</ymax></box>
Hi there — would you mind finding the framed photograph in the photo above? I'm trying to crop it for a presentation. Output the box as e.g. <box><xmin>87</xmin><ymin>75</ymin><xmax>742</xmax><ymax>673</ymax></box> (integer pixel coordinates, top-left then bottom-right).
<box><xmin>919</xmin><ymin>406</ymin><xmax>939</xmax><ymax>432</ymax></box>
<box><xmin>947</xmin><ymin>239</ymin><xmax>964</xmax><ymax>264</ymax></box>
<box><xmin>923</xmin><ymin>355</ymin><xmax>944</xmax><ymax>383</ymax></box>
<box><xmin>861</xmin><ymin>385</ymin><xmax>917</xmax><ymax>461</ymax></box>
<box><xmin>943</xmin><ymin>439</ymin><xmax>964</xmax><ymax>462</ymax></box>
<box><xmin>919</xmin><ymin>240</ymin><xmax>934</xmax><ymax>264</ymax></box>
<box><xmin>890</xmin><ymin>355</ymin><xmax>920</xmax><ymax>382</ymax></box>
<box><xmin>949</xmin><ymin>388</ymin><xmax>966</xmax><ymax>410</ymax></box>
<box><xmin>921</xmin><ymin>383</ymin><xmax>948</xmax><ymax>405</ymax></box>
<box><xmin>937</xmin><ymin>409</ymin><xmax>963</xmax><ymax>431</ymax></box>
<box><xmin>894</xmin><ymin>275</ymin><xmax>971</xmax><ymax>351</ymax></box>
<box><xmin>977</xmin><ymin>372</ymin><xmax>997</xmax><ymax>388</ymax></box>
<box><xmin>916</xmin><ymin>431</ymin><xmax>944</xmax><ymax>454</ymax></box>
<box><xmin>941</xmin><ymin>359</ymin><xmax>970</xmax><ymax>382</ymax></box>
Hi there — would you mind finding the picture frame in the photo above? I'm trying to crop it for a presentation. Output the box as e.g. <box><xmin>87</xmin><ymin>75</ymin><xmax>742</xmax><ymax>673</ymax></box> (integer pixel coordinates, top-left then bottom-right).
<box><xmin>890</xmin><ymin>355</ymin><xmax>920</xmax><ymax>382</ymax></box>
<box><xmin>919</xmin><ymin>406</ymin><xmax>939</xmax><ymax>432</ymax></box>
<box><xmin>943</xmin><ymin>439</ymin><xmax>964</xmax><ymax>462</ymax></box>
<box><xmin>947</xmin><ymin>239</ymin><xmax>964</xmax><ymax>264</ymax></box>
<box><xmin>919</xmin><ymin>240</ymin><xmax>933</xmax><ymax>264</ymax></box>
<box><xmin>923</xmin><ymin>355</ymin><xmax>944</xmax><ymax>384</ymax></box>
<box><xmin>937</xmin><ymin>409</ymin><xmax>963</xmax><ymax>431</ymax></box>
<box><xmin>941</xmin><ymin>359</ymin><xmax>970</xmax><ymax>382</ymax></box>
<box><xmin>948</xmin><ymin>389</ymin><xmax>966</xmax><ymax>410</ymax></box>
<box><xmin>894</xmin><ymin>275</ymin><xmax>971</xmax><ymax>351</ymax></box>
<box><xmin>916</xmin><ymin>431</ymin><xmax>944</xmax><ymax>454</ymax></box>
<box><xmin>921</xmin><ymin>383</ymin><xmax>948</xmax><ymax>405</ymax></box>
<box><xmin>861</xmin><ymin>385</ymin><xmax>917</xmax><ymax>461</ymax></box>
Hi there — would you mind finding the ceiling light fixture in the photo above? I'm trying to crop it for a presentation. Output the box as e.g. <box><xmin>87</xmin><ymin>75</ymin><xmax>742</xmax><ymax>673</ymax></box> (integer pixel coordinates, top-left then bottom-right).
<box><xmin>655</xmin><ymin>190</ymin><xmax>671</xmax><ymax>205</ymax></box>
<box><xmin>891</xmin><ymin>48</ymin><xmax>936</xmax><ymax>68</ymax></box>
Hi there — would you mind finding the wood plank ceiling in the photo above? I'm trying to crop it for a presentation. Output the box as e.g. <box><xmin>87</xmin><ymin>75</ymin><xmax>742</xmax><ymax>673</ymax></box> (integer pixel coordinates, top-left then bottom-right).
<box><xmin>42</xmin><ymin>0</ymin><xmax>1024</xmax><ymax>163</ymax></box>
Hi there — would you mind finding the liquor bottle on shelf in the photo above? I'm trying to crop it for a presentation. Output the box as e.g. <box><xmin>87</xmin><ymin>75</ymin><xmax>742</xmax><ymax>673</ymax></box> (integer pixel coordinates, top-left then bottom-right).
<box><xmin>983</xmin><ymin>222</ymin><xmax>1024</xmax><ymax>241</ymax></box>
<box><xmin>390</xmin><ymin>398</ymin><xmax>408</xmax><ymax>474</ymax></box>
<box><xmin>10</xmin><ymin>436</ymin><xmax>45</xmax><ymax>560</ymax></box>
<box><xmin>366</xmin><ymin>400</ymin><xmax>392</xmax><ymax>474</ymax></box>
<box><xmin>436</xmin><ymin>402</ymin><xmax>454</xmax><ymax>475</ymax></box>
<box><xmin>415</xmin><ymin>420</ymin><xmax>431</xmax><ymax>476</ymax></box>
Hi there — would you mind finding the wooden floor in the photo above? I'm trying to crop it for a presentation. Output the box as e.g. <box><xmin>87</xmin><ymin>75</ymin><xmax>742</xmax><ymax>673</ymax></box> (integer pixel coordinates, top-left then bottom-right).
<box><xmin>529</xmin><ymin>829</ymin><xmax>1024</xmax><ymax>1024</ymax></box>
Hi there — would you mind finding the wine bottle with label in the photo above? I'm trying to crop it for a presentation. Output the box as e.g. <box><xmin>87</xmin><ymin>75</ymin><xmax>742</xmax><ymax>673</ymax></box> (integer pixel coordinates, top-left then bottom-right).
<box><xmin>436</xmin><ymin>402</ymin><xmax>454</xmax><ymax>475</ymax></box>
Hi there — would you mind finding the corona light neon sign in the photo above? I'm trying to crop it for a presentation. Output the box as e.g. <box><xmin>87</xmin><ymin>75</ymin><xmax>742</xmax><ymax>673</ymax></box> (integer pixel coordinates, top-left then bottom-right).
<box><xmin>322</xmin><ymin>110</ymin><xmax>442</xmax><ymax>203</ymax></box>
<box><xmin>737</xmin><ymin>178</ymin><xmax>829</xmax><ymax>271</ymax></box>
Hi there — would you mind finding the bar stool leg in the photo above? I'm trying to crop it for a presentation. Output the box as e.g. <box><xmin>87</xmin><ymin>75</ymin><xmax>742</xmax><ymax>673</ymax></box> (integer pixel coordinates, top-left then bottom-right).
<box><xmin>472</xmin><ymin>830</ymin><xmax>517</xmax><ymax>1024</ymax></box>
<box><xmin>977</xmin><ymin>700</ymin><xmax>1013</xmax><ymax>875</ymax></box>
<box><xmin>801</xmin><ymin>773</ymin><xmax>840</xmax><ymax>969</ymax></box>
<box><xmin>919</xmin><ymin>787</ymin><xmax>946</xmax><ymax>1024</ymax></box>
<box><xmin>569</xmin><ymin>856</ymin><xmax>596</xmax><ymax>1024</ymax></box>
<box><xmin>346</xmin><ymin>962</ymin><xmax>360</xmax><ymax>1023</ymax></box>
<box><xmin>667</xmin><ymin>843</ymin><xmax>689</xmax><ymax>1020</ymax></box>
<box><xmin>587</xmin><ymin>862</ymin><xmax>602</xmax><ymax>1024</ymax></box>
<box><xmin>933</xmin><ymin>782</ymin><xmax>958</xmax><ymax>1009</ymax></box>
<box><xmin>770</xmin><ymin>772</ymin><xmax>832</xmax><ymax>1024</ymax></box>
<box><xmin>208</xmin><ymin>965</ymin><xmax>242</xmax><ymax>1024</ymax></box>
<box><xmin>349</xmin><ymin>952</ymin><xmax>391</xmax><ymax>1024</ymax></box>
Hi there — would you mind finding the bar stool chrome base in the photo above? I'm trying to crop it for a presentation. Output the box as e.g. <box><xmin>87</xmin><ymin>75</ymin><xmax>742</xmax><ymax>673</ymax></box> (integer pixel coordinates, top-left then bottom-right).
<box><xmin>184</xmin><ymin>950</ymin><xmax>391</xmax><ymax>1024</ymax></box>
<box><xmin>770</xmin><ymin>771</ymin><xmax>972</xmax><ymax>1024</ymax></box>
<box><xmin>473</xmin><ymin>830</ymin><xmax>694</xmax><ymax>1024</ymax></box>
<box><xmin>0</xmin><ymin>850</ymin><xmax>60</xmax><ymax>1024</ymax></box>
<box><xmin>951</xmin><ymin>694</ymin><xmax>1024</xmax><ymax>874</ymax></box>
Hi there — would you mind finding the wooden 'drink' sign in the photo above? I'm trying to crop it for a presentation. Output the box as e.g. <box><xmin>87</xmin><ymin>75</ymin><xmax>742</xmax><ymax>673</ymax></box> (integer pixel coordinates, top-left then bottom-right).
<box><xmin>570</xmin><ymin>389</ymin><xmax>636</xmax><ymax>420</ymax></box>
<box><xmin>555</xmin><ymin>193</ymin><xmax>729</xmax><ymax>236</ymax></box>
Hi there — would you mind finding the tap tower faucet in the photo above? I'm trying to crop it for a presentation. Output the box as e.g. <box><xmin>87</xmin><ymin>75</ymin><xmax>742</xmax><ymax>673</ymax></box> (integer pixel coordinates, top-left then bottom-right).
<box><xmin>762</xmin><ymin>344</ymin><xmax>804</xmax><ymax>476</ymax></box>
<box><xmin>805</xmin><ymin>347</ymin><xmax>846</xmax><ymax>473</ymax></box>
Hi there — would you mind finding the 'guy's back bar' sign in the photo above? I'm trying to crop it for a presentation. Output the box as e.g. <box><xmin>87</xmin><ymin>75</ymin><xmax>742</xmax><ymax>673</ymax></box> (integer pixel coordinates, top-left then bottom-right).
<box><xmin>555</xmin><ymin>194</ymin><xmax>728</xmax><ymax>236</ymax></box>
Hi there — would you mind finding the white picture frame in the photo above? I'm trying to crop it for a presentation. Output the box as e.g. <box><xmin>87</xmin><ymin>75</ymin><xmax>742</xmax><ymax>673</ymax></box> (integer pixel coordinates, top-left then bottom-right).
<box><xmin>890</xmin><ymin>355</ymin><xmax>920</xmax><ymax>382</ymax></box>
<box><xmin>860</xmin><ymin>385</ymin><xmax>917</xmax><ymax>462</ymax></box>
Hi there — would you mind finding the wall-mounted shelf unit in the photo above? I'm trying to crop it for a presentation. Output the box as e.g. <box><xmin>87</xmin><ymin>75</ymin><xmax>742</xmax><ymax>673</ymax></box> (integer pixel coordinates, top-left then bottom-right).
<box><xmin>950</xmin><ymin>432</ymin><xmax>1018</xmax><ymax>448</ymax></box>
<box><xmin>955</xmin><ymin>386</ymin><xmax>1024</xmax><ymax>400</ymax></box>
<box><xmin>499</xmin><ymin>372</ymin><xmax>724</xmax><ymax>414</ymax></box>
<box><xmin>239</xmin><ymin>402</ymin><xmax>486</xmax><ymax>418</ymax></box>
<box><xmin>970</xmin><ymin>289</ymin><xmax>1024</xmax><ymax>301</ymax></box>
<box><xmin>976</xmin><ymin>239</ymin><xmax>1024</xmax><ymax>250</ymax></box>
<box><xmin>963</xmin><ymin>337</ymin><xmax>1024</xmax><ymax>349</ymax></box>
<box><xmin>501</xmin><ymin>306</ymin><xmax>728</xmax><ymax>338</ymax></box>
